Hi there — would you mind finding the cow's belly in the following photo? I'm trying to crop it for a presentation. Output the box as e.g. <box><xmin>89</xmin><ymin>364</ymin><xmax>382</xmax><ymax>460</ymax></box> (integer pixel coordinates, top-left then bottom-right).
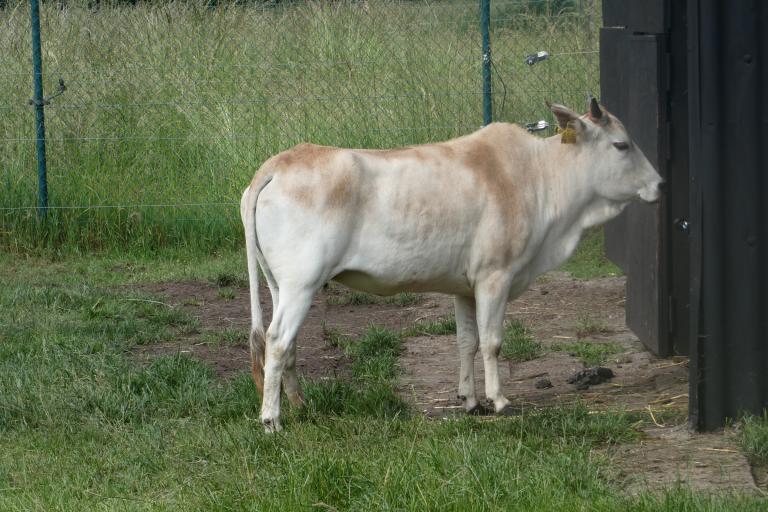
<box><xmin>332</xmin><ymin>268</ymin><xmax>471</xmax><ymax>296</ymax></box>
<box><xmin>332</xmin><ymin>229</ymin><xmax>473</xmax><ymax>296</ymax></box>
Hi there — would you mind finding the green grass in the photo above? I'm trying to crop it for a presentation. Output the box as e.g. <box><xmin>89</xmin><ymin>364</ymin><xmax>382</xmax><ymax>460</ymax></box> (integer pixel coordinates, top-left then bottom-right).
<box><xmin>327</xmin><ymin>290</ymin><xmax>382</xmax><ymax>306</ymax></box>
<box><xmin>384</xmin><ymin>292</ymin><xmax>422</xmax><ymax>306</ymax></box>
<box><xmin>216</xmin><ymin>287</ymin><xmax>236</xmax><ymax>300</ymax></box>
<box><xmin>199</xmin><ymin>327</ymin><xmax>249</xmax><ymax>347</ymax></box>
<box><xmin>349</xmin><ymin>325</ymin><xmax>403</xmax><ymax>382</ymax></box>
<box><xmin>502</xmin><ymin>320</ymin><xmax>544</xmax><ymax>362</ymax></box>
<box><xmin>214</xmin><ymin>271</ymin><xmax>248</xmax><ymax>288</ymax></box>
<box><xmin>403</xmin><ymin>315</ymin><xmax>457</xmax><ymax>337</ymax></box>
<box><xmin>561</xmin><ymin>227</ymin><xmax>622</xmax><ymax>279</ymax></box>
<box><xmin>0</xmin><ymin>254</ymin><xmax>765</xmax><ymax>509</ymax></box>
<box><xmin>740</xmin><ymin>412</ymin><xmax>768</xmax><ymax>466</ymax></box>
<box><xmin>322</xmin><ymin>323</ymin><xmax>352</xmax><ymax>350</ymax></box>
<box><xmin>1</xmin><ymin>0</ymin><xmax>601</xmax><ymax>255</ymax></box>
<box><xmin>551</xmin><ymin>340</ymin><xmax>623</xmax><ymax>366</ymax></box>
<box><xmin>575</xmin><ymin>312</ymin><xmax>611</xmax><ymax>338</ymax></box>
<box><xmin>320</xmin><ymin>323</ymin><xmax>405</xmax><ymax>384</ymax></box>
<box><xmin>299</xmin><ymin>325</ymin><xmax>409</xmax><ymax>421</ymax></box>
<box><xmin>327</xmin><ymin>288</ymin><xmax>423</xmax><ymax>307</ymax></box>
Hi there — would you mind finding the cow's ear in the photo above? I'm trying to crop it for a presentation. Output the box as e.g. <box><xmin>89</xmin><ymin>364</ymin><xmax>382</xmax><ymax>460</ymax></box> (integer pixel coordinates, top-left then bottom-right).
<box><xmin>546</xmin><ymin>101</ymin><xmax>584</xmax><ymax>131</ymax></box>
<box><xmin>588</xmin><ymin>97</ymin><xmax>609</xmax><ymax>126</ymax></box>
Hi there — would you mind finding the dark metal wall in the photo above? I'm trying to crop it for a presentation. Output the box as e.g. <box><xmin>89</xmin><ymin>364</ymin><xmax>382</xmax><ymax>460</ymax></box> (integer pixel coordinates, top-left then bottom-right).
<box><xmin>601</xmin><ymin>1</ymin><xmax>690</xmax><ymax>358</ymax></box>
<box><xmin>687</xmin><ymin>0</ymin><xmax>768</xmax><ymax>430</ymax></box>
<box><xmin>602</xmin><ymin>0</ymin><xmax>768</xmax><ymax>430</ymax></box>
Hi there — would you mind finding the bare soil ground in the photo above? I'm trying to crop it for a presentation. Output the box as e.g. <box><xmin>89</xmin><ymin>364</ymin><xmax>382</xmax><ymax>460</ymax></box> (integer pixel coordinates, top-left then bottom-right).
<box><xmin>132</xmin><ymin>273</ymin><xmax>762</xmax><ymax>496</ymax></box>
<box><xmin>133</xmin><ymin>281</ymin><xmax>428</xmax><ymax>382</ymax></box>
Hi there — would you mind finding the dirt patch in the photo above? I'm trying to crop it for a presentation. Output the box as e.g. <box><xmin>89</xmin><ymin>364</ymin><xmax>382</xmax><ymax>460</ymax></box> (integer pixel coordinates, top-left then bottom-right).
<box><xmin>131</xmin><ymin>281</ymin><xmax>431</xmax><ymax>381</ymax></box>
<box><xmin>399</xmin><ymin>272</ymin><xmax>688</xmax><ymax>418</ymax></box>
<box><xmin>131</xmin><ymin>273</ymin><xmax>688</xmax><ymax>418</ymax></box>
<box><xmin>609</xmin><ymin>425</ymin><xmax>761</xmax><ymax>495</ymax></box>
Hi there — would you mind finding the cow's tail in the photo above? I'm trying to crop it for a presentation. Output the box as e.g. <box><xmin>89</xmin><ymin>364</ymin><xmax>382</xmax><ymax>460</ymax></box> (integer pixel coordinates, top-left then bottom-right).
<box><xmin>240</xmin><ymin>174</ymin><xmax>274</xmax><ymax>397</ymax></box>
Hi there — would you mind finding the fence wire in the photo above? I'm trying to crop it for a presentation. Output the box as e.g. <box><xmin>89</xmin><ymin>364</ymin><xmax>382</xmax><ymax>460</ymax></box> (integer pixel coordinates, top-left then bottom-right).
<box><xmin>0</xmin><ymin>0</ymin><xmax>600</xmax><ymax>252</ymax></box>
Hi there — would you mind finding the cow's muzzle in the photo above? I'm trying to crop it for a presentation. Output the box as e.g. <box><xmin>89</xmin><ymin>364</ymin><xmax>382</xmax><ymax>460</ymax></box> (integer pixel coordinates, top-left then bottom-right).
<box><xmin>640</xmin><ymin>179</ymin><xmax>664</xmax><ymax>203</ymax></box>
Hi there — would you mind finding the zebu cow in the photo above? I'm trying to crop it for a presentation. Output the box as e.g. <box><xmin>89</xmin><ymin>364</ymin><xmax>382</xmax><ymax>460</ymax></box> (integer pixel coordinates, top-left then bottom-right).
<box><xmin>241</xmin><ymin>99</ymin><xmax>662</xmax><ymax>431</ymax></box>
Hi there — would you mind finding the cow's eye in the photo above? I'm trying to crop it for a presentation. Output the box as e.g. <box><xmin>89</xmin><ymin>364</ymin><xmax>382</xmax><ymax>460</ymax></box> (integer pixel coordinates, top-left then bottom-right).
<box><xmin>613</xmin><ymin>141</ymin><xmax>630</xmax><ymax>151</ymax></box>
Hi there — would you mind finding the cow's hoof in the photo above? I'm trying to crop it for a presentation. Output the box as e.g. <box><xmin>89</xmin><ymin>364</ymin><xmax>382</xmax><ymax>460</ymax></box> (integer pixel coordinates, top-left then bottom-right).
<box><xmin>467</xmin><ymin>403</ymin><xmax>494</xmax><ymax>416</ymax></box>
<box><xmin>496</xmin><ymin>404</ymin><xmax>523</xmax><ymax>417</ymax></box>
<box><xmin>262</xmin><ymin>418</ymin><xmax>282</xmax><ymax>433</ymax></box>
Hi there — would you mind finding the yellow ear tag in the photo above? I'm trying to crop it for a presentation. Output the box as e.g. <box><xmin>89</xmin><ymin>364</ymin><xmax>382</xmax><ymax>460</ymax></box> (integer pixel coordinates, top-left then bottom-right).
<box><xmin>558</xmin><ymin>124</ymin><xmax>577</xmax><ymax>144</ymax></box>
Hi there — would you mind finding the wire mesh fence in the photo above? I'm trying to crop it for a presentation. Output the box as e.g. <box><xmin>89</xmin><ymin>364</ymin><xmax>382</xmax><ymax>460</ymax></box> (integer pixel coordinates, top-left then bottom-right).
<box><xmin>1</xmin><ymin>0</ymin><xmax>600</xmax><ymax>253</ymax></box>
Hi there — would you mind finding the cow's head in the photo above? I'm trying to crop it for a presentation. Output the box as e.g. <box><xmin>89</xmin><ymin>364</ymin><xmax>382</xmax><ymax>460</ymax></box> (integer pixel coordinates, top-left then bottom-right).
<box><xmin>548</xmin><ymin>98</ymin><xmax>663</xmax><ymax>204</ymax></box>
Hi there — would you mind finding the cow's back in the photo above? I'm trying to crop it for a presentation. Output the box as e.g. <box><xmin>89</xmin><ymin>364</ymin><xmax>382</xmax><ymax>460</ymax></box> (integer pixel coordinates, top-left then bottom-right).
<box><xmin>253</xmin><ymin>126</ymin><xmax>540</xmax><ymax>295</ymax></box>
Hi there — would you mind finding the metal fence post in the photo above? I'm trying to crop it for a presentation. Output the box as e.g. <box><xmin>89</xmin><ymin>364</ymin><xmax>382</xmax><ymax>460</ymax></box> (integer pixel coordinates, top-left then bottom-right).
<box><xmin>29</xmin><ymin>0</ymin><xmax>48</xmax><ymax>217</ymax></box>
<box><xmin>480</xmin><ymin>0</ymin><xmax>492</xmax><ymax>125</ymax></box>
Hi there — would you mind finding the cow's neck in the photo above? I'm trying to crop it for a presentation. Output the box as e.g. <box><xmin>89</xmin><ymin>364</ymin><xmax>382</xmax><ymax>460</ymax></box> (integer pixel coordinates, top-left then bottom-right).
<box><xmin>530</xmin><ymin>138</ymin><xmax>627</xmax><ymax>271</ymax></box>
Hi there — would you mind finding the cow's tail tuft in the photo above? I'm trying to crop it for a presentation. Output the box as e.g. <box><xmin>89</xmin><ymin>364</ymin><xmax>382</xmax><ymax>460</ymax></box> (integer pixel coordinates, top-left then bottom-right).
<box><xmin>240</xmin><ymin>175</ymin><xmax>274</xmax><ymax>396</ymax></box>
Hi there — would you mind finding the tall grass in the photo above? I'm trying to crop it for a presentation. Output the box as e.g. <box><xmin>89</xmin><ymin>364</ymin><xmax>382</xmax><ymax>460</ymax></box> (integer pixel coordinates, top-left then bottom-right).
<box><xmin>1</xmin><ymin>0</ymin><xmax>599</xmax><ymax>254</ymax></box>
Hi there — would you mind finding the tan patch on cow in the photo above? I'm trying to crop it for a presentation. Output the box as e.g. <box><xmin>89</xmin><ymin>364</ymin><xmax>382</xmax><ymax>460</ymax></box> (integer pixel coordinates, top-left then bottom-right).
<box><xmin>249</xmin><ymin>144</ymin><xmax>344</xmax><ymax>209</ymax></box>
<box><xmin>359</xmin><ymin>146</ymin><xmax>414</xmax><ymax>157</ymax></box>
<box><xmin>256</xmin><ymin>146</ymin><xmax>358</xmax><ymax>211</ymax></box>
<box><xmin>285</xmin><ymin>183</ymin><xmax>317</xmax><ymax>208</ymax></box>
<box><xmin>251</xmin><ymin>357</ymin><xmax>264</xmax><ymax>396</ymax></box>
<box><xmin>249</xmin><ymin>330</ymin><xmax>265</xmax><ymax>396</ymax></box>
<box><xmin>326</xmin><ymin>171</ymin><xmax>352</xmax><ymax>208</ymax></box>
<box><xmin>360</xmin><ymin>143</ymin><xmax>456</xmax><ymax>165</ymax></box>
<box><xmin>460</xmin><ymin>139</ymin><xmax>518</xmax><ymax>214</ymax></box>
<box><xmin>458</xmin><ymin>125</ymin><xmax>534</xmax><ymax>265</ymax></box>
<box><xmin>605</xmin><ymin>112</ymin><xmax>625</xmax><ymax>131</ymax></box>
<box><xmin>270</xmin><ymin>143</ymin><xmax>338</xmax><ymax>170</ymax></box>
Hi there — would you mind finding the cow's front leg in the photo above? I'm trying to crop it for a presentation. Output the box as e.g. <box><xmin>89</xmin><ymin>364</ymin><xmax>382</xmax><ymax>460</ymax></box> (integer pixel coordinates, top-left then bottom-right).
<box><xmin>454</xmin><ymin>295</ymin><xmax>481</xmax><ymax>413</ymax></box>
<box><xmin>475</xmin><ymin>280</ymin><xmax>511</xmax><ymax>413</ymax></box>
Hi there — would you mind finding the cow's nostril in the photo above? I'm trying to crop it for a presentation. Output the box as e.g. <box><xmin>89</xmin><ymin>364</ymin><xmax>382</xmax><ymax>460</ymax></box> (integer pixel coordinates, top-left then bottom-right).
<box><xmin>657</xmin><ymin>180</ymin><xmax>667</xmax><ymax>192</ymax></box>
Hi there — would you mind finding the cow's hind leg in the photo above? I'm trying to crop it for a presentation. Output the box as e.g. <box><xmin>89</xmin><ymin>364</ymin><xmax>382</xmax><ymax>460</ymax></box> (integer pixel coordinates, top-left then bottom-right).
<box><xmin>259</xmin><ymin>285</ymin><xmax>304</xmax><ymax>408</ymax></box>
<box><xmin>273</xmin><ymin>287</ymin><xmax>308</xmax><ymax>408</ymax></box>
<box><xmin>455</xmin><ymin>295</ymin><xmax>488</xmax><ymax>414</ymax></box>
<box><xmin>249</xmin><ymin>330</ymin><xmax>266</xmax><ymax>396</ymax></box>
<box><xmin>282</xmin><ymin>346</ymin><xmax>305</xmax><ymax>408</ymax></box>
<box><xmin>249</xmin><ymin>278</ymin><xmax>280</xmax><ymax>398</ymax></box>
<box><xmin>474</xmin><ymin>279</ymin><xmax>512</xmax><ymax>414</ymax></box>
<box><xmin>260</xmin><ymin>286</ymin><xmax>314</xmax><ymax>432</ymax></box>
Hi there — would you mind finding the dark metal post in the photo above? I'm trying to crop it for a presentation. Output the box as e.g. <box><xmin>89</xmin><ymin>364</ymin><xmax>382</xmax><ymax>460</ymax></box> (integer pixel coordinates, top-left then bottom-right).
<box><xmin>30</xmin><ymin>0</ymin><xmax>48</xmax><ymax>217</ymax></box>
<box><xmin>480</xmin><ymin>0</ymin><xmax>492</xmax><ymax>125</ymax></box>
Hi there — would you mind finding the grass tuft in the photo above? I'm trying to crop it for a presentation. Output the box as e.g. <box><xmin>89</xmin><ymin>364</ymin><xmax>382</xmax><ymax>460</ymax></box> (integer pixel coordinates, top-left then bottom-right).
<box><xmin>322</xmin><ymin>324</ymin><xmax>353</xmax><ymax>351</ymax></box>
<box><xmin>403</xmin><ymin>315</ymin><xmax>457</xmax><ymax>337</ymax></box>
<box><xmin>327</xmin><ymin>290</ymin><xmax>382</xmax><ymax>306</ymax></box>
<box><xmin>327</xmin><ymin>289</ymin><xmax>424</xmax><ymax>307</ymax></box>
<box><xmin>384</xmin><ymin>292</ymin><xmax>422</xmax><ymax>306</ymax></box>
<box><xmin>550</xmin><ymin>340</ymin><xmax>622</xmax><ymax>366</ymax></box>
<box><xmin>501</xmin><ymin>320</ymin><xmax>544</xmax><ymax>362</ymax></box>
<box><xmin>216</xmin><ymin>288</ymin><xmax>236</xmax><ymax>300</ymax></box>
<box><xmin>215</xmin><ymin>272</ymin><xmax>247</xmax><ymax>288</ymax></box>
<box><xmin>739</xmin><ymin>412</ymin><xmax>768</xmax><ymax>466</ymax></box>
<box><xmin>199</xmin><ymin>327</ymin><xmax>249</xmax><ymax>347</ymax></box>
<box><xmin>298</xmin><ymin>325</ymin><xmax>408</xmax><ymax>421</ymax></box>
<box><xmin>575</xmin><ymin>312</ymin><xmax>611</xmax><ymax>338</ymax></box>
